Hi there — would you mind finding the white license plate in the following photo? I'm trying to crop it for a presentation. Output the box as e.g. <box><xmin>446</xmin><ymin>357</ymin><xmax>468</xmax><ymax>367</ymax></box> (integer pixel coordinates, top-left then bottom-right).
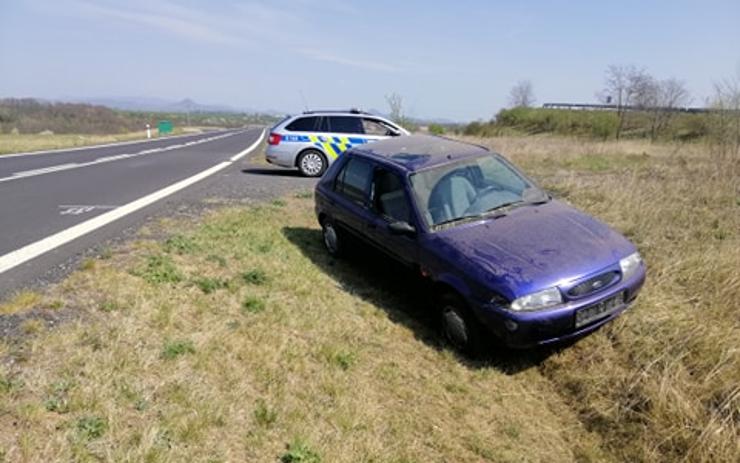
<box><xmin>575</xmin><ymin>293</ymin><xmax>624</xmax><ymax>328</ymax></box>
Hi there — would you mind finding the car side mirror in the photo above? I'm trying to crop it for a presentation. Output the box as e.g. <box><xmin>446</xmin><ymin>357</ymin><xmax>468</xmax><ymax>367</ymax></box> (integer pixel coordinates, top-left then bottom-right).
<box><xmin>388</xmin><ymin>220</ymin><xmax>416</xmax><ymax>236</ymax></box>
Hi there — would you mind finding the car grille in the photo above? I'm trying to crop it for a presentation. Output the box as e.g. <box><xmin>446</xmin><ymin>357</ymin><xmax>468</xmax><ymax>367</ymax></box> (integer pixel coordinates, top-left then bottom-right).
<box><xmin>568</xmin><ymin>271</ymin><xmax>619</xmax><ymax>298</ymax></box>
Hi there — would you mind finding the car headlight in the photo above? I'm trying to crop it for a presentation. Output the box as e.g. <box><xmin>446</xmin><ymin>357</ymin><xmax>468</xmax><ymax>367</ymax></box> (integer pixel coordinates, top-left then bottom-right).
<box><xmin>510</xmin><ymin>287</ymin><xmax>562</xmax><ymax>312</ymax></box>
<box><xmin>619</xmin><ymin>252</ymin><xmax>642</xmax><ymax>280</ymax></box>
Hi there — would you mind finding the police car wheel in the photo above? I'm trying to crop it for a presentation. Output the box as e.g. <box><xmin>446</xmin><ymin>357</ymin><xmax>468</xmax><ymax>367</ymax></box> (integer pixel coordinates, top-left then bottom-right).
<box><xmin>321</xmin><ymin>220</ymin><xmax>342</xmax><ymax>257</ymax></box>
<box><xmin>298</xmin><ymin>150</ymin><xmax>327</xmax><ymax>177</ymax></box>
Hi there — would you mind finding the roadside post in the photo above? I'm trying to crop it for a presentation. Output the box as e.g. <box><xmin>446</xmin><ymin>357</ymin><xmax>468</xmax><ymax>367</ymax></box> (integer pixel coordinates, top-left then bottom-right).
<box><xmin>146</xmin><ymin>123</ymin><xmax>151</xmax><ymax>139</ymax></box>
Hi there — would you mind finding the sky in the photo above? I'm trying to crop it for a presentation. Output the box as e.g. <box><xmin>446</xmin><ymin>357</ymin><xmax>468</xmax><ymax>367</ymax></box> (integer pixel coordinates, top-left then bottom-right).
<box><xmin>1</xmin><ymin>0</ymin><xmax>739</xmax><ymax>121</ymax></box>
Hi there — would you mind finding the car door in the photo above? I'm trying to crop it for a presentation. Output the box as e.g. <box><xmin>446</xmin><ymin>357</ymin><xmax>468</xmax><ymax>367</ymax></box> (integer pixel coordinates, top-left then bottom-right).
<box><xmin>365</xmin><ymin>167</ymin><xmax>419</xmax><ymax>267</ymax></box>
<box><xmin>326</xmin><ymin>116</ymin><xmax>378</xmax><ymax>156</ymax></box>
<box><xmin>329</xmin><ymin>155</ymin><xmax>377</xmax><ymax>241</ymax></box>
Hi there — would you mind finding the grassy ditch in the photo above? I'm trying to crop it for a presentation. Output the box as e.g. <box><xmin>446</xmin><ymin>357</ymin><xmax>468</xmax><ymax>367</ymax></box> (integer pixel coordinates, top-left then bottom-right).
<box><xmin>0</xmin><ymin>136</ymin><xmax>738</xmax><ymax>461</ymax></box>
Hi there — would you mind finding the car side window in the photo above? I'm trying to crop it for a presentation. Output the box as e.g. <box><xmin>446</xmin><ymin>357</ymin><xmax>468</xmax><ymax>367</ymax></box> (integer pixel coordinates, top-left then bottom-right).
<box><xmin>335</xmin><ymin>157</ymin><xmax>373</xmax><ymax>205</ymax></box>
<box><xmin>316</xmin><ymin>116</ymin><xmax>329</xmax><ymax>133</ymax></box>
<box><xmin>362</xmin><ymin>118</ymin><xmax>395</xmax><ymax>136</ymax></box>
<box><xmin>285</xmin><ymin>116</ymin><xmax>318</xmax><ymax>132</ymax></box>
<box><xmin>329</xmin><ymin>116</ymin><xmax>364</xmax><ymax>134</ymax></box>
<box><xmin>372</xmin><ymin>169</ymin><xmax>412</xmax><ymax>223</ymax></box>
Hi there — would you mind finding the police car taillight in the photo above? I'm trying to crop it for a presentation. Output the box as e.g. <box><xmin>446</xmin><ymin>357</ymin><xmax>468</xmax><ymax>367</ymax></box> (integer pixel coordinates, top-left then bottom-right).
<box><xmin>268</xmin><ymin>133</ymin><xmax>282</xmax><ymax>145</ymax></box>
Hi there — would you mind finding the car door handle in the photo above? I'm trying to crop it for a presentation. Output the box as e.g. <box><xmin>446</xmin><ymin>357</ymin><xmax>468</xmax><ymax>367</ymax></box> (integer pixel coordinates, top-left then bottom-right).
<box><xmin>367</xmin><ymin>223</ymin><xmax>377</xmax><ymax>229</ymax></box>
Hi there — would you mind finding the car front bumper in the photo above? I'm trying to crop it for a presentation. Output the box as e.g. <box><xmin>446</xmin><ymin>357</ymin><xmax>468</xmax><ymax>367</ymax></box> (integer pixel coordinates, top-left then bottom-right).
<box><xmin>476</xmin><ymin>264</ymin><xmax>646</xmax><ymax>349</ymax></box>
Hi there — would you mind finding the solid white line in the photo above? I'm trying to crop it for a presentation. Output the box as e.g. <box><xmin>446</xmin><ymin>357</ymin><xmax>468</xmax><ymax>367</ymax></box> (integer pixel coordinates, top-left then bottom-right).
<box><xmin>0</xmin><ymin>129</ymin><xmax>235</xmax><ymax>159</ymax></box>
<box><xmin>0</xmin><ymin>131</ymin><xmax>239</xmax><ymax>184</ymax></box>
<box><xmin>0</xmin><ymin>129</ymin><xmax>265</xmax><ymax>275</ymax></box>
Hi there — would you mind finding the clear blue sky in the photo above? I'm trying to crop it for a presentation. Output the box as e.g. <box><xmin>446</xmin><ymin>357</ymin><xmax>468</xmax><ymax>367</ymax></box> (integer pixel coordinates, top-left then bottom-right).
<box><xmin>1</xmin><ymin>0</ymin><xmax>738</xmax><ymax>121</ymax></box>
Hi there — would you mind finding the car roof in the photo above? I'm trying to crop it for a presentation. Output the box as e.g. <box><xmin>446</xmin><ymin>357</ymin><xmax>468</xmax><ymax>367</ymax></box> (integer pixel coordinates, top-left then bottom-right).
<box><xmin>351</xmin><ymin>134</ymin><xmax>490</xmax><ymax>172</ymax></box>
<box><xmin>290</xmin><ymin>111</ymin><xmax>378</xmax><ymax>117</ymax></box>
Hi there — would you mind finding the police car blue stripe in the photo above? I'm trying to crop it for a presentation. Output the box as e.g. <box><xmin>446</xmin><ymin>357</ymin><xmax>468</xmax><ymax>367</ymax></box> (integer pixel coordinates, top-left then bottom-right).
<box><xmin>348</xmin><ymin>137</ymin><xmax>366</xmax><ymax>144</ymax></box>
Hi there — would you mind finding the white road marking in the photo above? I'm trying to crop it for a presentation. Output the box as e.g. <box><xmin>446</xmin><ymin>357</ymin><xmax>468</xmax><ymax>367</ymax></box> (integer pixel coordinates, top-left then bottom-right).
<box><xmin>59</xmin><ymin>205</ymin><xmax>117</xmax><ymax>216</ymax></box>
<box><xmin>0</xmin><ymin>129</ymin><xmax>265</xmax><ymax>275</ymax></box>
<box><xmin>0</xmin><ymin>129</ymin><xmax>233</xmax><ymax>159</ymax></box>
<box><xmin>0</xmin><ymin>132</ymin><xmax>240</xmax><ymax>184</ymax></box>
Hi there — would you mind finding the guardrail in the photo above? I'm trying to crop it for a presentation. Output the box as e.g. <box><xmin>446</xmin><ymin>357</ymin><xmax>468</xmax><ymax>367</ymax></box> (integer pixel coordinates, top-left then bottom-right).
<box><xmin>541</xmin><ymin>103</ymin><xmax>717</xmax><ymax>114</ymax></box>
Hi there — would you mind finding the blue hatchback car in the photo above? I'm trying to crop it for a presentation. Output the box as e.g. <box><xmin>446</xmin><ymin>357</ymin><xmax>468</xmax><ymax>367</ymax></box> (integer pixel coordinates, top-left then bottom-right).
<box><xmin>314</xmin><ymin>135</ymin><xmax>646</xmax><ymax>352</ymax></box>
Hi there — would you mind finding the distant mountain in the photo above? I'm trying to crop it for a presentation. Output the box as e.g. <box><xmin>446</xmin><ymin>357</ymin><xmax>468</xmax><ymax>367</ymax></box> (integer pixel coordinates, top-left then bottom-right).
<box><xmin>69</xmin><ymin>96</ymin><xmax>239</xmax><ymax>113</ymax></box>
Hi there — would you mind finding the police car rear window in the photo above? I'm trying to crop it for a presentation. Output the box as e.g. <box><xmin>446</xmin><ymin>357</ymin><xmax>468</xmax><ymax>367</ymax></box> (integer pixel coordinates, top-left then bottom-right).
<box><xmin>285</xmin><ymin>117</ymin><xmax>319</xmax><ymax>131</ymax></box>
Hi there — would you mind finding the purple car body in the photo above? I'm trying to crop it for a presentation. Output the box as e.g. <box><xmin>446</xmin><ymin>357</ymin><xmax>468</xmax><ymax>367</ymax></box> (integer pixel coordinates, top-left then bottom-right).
<box><xmin>314</xmin><ymin>135</ymin><xmax>645</xmax><ymax>349</ymax></box>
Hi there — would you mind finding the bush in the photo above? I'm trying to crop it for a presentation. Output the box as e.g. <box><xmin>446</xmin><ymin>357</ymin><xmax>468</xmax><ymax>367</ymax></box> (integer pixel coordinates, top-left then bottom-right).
<box><xmin>428</xmin><ymin>123</ymin><xmax>445</xmax><ymax>135</ymax></box>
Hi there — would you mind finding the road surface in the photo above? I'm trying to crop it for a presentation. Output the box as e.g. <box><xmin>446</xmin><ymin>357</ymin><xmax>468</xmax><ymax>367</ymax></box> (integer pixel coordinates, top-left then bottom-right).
<box><xmin>0</xmin><ymin>128</ymin><xmax>318</xmax><ymax>298</ymax></box>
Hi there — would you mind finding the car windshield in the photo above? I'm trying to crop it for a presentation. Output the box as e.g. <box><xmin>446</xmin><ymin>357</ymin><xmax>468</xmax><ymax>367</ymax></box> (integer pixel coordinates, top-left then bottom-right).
<box><xmin>409</xmin><ymin>153</ymin><xmax>548</xmax><ymax>229</ymax></box>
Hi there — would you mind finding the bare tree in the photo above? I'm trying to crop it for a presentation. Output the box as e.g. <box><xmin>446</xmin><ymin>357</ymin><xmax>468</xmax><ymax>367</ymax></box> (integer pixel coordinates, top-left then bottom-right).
<box><xmin>385</xmin><ymin>93</ymin><xmax>404</xmax><ymax>122</ymax></box>
<box><xmin>709</xmin><ymin>75</ymin><xmax>740</xmax><ymax>161</ymax></box>
<box><xmin>509</xmin><ymin>80</ymin><xmax>536</xmax><ymax>108</ymax></box>
<box><xmin>600</xmin><ymin>65</ymin><xmax>653</xmax><ymax>139</ymax></box>
<box><xmin>385</xmin><ymin>92</ymin><xmax>416</xmax><ymax>131</ymax></box>
<box><xmin>648</xmin><ymin>78</ymin><xmax>691</xmax><ymax>140</ymax></box>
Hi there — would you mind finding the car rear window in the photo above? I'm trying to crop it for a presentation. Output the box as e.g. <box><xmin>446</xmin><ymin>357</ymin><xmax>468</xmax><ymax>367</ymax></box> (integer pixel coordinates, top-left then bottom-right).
<box><xmin>328</xmin><ymin>116</ymin><xmax>364</xmax><ymax>134</ymax></box>
<box><xmin>285</xmin><ymin>116</ymin><xmax>319</xmax><ymax>131</ymax></box>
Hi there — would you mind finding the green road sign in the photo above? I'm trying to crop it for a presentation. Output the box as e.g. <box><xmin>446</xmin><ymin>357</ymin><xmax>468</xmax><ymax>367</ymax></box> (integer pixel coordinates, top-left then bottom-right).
<box><xmin>158</xmin><ymin>120</ymin><xmax>173</xmax><ymax>135</ymax></box>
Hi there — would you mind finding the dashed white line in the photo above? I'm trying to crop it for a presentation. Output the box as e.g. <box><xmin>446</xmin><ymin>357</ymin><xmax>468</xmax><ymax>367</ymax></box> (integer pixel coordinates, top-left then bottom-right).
<box><xmin>0</xmin><ymin>129</ymin><xmax>265</xmax><ymax>275</ymax></box>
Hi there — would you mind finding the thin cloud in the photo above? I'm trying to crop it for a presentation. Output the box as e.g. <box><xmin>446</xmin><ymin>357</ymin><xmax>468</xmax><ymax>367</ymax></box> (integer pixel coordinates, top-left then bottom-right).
<box><xmin>71</xmin><ymin>1</ymin><xmax>248</xmax><ymax>46</ymax></box>
<box><xmin>300</xmin><ymin>49</ymin><xmax>399</xmax><ymax>72</ymax></box>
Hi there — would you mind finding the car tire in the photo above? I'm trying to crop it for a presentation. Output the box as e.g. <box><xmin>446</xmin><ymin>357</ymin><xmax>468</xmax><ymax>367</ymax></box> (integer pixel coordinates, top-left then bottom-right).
<box><xmin>321</xmin><ymin>219</ymin><xmax>343</xmax><ymax>257</ymax></box>
<box><xmin>297</xmin><ymin>149</ymin><xmax>327</xmax><ymax>177</ymax></box>
<box><xmin>440</xmin><ymin>292</ymin><xmax>483</xmax><ymax>355</ymax></box>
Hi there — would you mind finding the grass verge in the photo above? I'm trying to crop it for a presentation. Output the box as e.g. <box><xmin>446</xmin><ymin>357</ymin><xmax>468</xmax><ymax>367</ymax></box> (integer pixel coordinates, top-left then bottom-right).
<box><xmin>0</xmin><ymin>127</ymin><xmax>202</xmax><ymax>155</ymax></box>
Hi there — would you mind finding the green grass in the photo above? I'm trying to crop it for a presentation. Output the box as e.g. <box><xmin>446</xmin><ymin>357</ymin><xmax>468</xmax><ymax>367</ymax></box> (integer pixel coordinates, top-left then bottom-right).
<box><xmin>161</xmin><ymin>340</ymin><xmax>196</xmax><ymax>360</ymax></box>
<box><xmin>464</xmin><ymin>107</ymin><xmax>717</xmax><ymax>141</ymax></box>
<box><xmin>241</xmin><ymin>269</ymin><xmax>269</xmax><ymax>285</ymax></box>
<box><xmin>280</xmin><ymin>439</ymin><xmax>322</xmax><ymax>463</ymax></box>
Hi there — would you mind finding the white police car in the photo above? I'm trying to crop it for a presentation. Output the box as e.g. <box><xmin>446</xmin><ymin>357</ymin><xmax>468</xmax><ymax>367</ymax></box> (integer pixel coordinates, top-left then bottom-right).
<box><xmin>265</xmin><ymin>109</ymin><xmax>409</xmax><ymax>176</ymax></box>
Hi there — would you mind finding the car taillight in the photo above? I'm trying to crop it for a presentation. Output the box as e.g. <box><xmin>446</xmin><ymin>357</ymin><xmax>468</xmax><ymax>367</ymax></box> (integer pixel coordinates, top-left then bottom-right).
<box><xmin>268</xmin><ymin>133</ymin><xmax>282</xmax><ymax>145</ymax></box>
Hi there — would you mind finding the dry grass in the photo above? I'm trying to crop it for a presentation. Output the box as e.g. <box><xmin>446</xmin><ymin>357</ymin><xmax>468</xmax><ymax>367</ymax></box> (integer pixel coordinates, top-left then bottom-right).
<box><xmin>0</xmin><ymin>136</ymin><xmax>737</xmax><ymax>462</ymax></box>
<box><xmin>466</xmin><ymin>135</ymin><xmax>740</xmax><ymax>462</ymax></box>
<box><xmin>0</xmin><ymin>291</ymin><xmax>42</xmax><ymax>315</ymax></box>
<box><xmin>0</xmin><ymin>127</ymin><xmax>194</xmax><ymax>155</ymax></box>
<box><xmin>0</xmin><ymin>199</ymin><xmax>606</xmax><ymax>462</ymax></box>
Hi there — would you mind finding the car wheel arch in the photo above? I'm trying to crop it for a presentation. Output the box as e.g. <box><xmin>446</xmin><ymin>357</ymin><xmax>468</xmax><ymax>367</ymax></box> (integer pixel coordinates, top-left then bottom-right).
<box><xmin>431</xmin><ymin>273</ymin><xmax>472</xmax><ymax>302</ymax></box>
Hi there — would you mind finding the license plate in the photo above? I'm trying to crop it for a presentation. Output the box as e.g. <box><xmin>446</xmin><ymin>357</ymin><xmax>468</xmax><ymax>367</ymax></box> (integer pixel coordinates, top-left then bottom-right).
<box><xmin>575</xmin><ymin>292</ymin><xmax>624</xmax><ymax>328</ymax></box>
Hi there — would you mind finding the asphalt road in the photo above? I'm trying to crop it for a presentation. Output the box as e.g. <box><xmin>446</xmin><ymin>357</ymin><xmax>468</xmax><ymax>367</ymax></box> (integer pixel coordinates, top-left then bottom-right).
<box><xmin>0</xmin><ymin>128</ymin><xmax>318</xmax><ymax>298</ymax></box>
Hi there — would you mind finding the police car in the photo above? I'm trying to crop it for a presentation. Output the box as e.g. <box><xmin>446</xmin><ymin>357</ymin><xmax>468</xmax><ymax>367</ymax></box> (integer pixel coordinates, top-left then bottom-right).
<box><xmin>265</xmin><ymin>109</ymin><xmax>409</xmax><ymax>176</ymax></box>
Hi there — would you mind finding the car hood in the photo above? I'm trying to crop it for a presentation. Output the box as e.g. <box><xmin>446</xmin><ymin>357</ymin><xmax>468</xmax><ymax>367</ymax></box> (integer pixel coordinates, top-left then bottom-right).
<box><xmin>433</xmin><ymin>200</ymin><xmax>635</xmax><ymax>297</ymax></box>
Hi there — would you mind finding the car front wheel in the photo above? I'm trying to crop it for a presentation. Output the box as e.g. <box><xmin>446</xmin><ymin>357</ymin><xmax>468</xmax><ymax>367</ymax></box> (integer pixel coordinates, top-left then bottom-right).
<box><xmin>440</xmin><ymin>293</ymin><xmax>482</xmax><ymax>355</ymax></box>
<box><xmin>298</xmin><ymin>150</ymin><xmax>327</xmax><ymax>177</ymax></box>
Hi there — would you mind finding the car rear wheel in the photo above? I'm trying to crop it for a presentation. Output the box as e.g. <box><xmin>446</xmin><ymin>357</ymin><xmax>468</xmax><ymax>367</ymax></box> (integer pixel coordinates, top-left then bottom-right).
<box><xmin>321</xmin><ymin>219</ymin><xmax>342</xmax><ymax>257</ymax></box>
<box><xmin>298</xmin><ymin>150</ymin><xmax>327</xmax><ymax>177</ymax></box>
<box><xmin>440</xmin><ymin>292</ymin><xmax>483</xmax><ymax>355</ymax></box>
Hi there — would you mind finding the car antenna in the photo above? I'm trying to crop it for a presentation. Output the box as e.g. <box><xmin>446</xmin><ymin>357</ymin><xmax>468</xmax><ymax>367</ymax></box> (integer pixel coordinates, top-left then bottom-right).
<box><xmin>298</xmin><ymin>90</ymin><xmax>310</xmax><ymax>112</ymax></box>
